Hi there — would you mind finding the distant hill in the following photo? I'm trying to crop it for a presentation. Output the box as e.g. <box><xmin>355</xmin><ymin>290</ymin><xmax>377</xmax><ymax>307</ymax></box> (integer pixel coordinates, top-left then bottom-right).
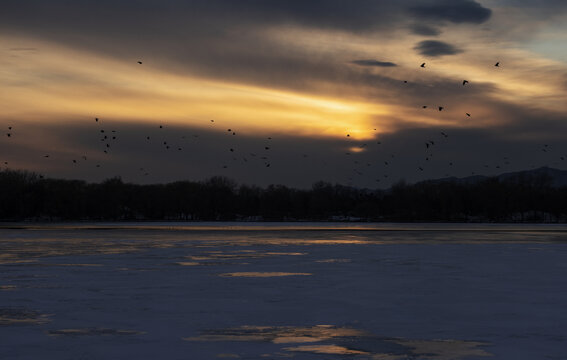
<box><xmin>423</xmin><ymin>166</ymin><xmax>567</xmax><ymax>188</ymax></box>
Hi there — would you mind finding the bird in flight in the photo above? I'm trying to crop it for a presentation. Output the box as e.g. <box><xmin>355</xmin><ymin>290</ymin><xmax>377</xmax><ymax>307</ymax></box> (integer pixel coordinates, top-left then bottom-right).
<box><xmin>462</xmin><ymin>80</ymin><xmax>469</xmax><ymax>85</ymax></box>
<box><xmin>494</xmin><ymin>62</ymin><xmax>500</xmax><ymax>67</ymax></box>
<box><xmin>420</xmin><ymin>63</ymin><xmax>426</xmax><ymax>68</ymax></box>
<box><xmin>466</xmin><ymin>113</ymin><xmax>471</xmax><ymax>117</ymax></box>
<box><xmin>438</xmin><ymin>106</ymin><xmax>444</xmax><ymax>111</ymax></box>
<box><xmin>137</xmin><ymin>61</ymin><xmax>143</xmax><ymax>64</ymax></box>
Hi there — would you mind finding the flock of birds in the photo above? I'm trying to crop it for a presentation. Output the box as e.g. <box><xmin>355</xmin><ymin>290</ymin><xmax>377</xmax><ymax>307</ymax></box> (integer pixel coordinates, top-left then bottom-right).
<box><xmin>2</xmin><ymin>59</ymin><xmax>565</xmax><ymax>186</ymax></box>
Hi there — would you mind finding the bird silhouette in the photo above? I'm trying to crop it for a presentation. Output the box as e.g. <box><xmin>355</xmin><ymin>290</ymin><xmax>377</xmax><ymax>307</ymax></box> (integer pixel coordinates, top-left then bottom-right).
<box><xmin>494</xmin><ymin>62</ymin><xmax>500</xmax><ymax>67</ymax></box>
<box><xmin>438</xmin><ymin>106</ymin><xmax>444</xmax><ymax>111</ymax></box>
<box><xmin>420</xmin><ymin>63</ymin><xmax>426</xmax><ymax>68</ymax></box>
<box><xmin>137</xmin><ymin>61</ymin><xmax>142</xmax><ymax>64</ymax></box>
<box><xmin>462</xmin><ymin>80</ymin><xmax>469</xmax><ymax>85</ymax></box>
<box><xmin>466</xmin><ymin>113</ymin><xmax>471</xmax><ymax>117</ymax></box>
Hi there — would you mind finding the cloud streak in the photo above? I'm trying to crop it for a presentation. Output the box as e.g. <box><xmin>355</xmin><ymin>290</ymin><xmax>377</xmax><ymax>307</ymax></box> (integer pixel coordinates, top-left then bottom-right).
<box><xmin>350</xmin><ymin>59</ymin><xmax>397</xmax><ymax>67</ymax></box>
<box><xmin>414</xmin><ymin>40</ymin><xmax>463</xmax><ymax>57</ymax></box>
<box><xmin>409</xmin><ymin>1</ymin><xmax>492</xmax><ymax>24</ymax></box>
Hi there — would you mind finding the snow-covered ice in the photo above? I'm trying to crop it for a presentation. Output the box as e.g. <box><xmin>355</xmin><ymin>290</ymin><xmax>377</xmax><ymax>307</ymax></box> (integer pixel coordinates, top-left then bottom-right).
<box><xmin>1</xmin><ymin>223</ymin><xmax>566</xmax><ymax>359</ymax></box>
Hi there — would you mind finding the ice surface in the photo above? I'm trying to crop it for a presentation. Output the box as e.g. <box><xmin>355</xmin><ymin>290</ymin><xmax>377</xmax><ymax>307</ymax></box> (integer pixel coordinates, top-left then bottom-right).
<box><xmin>1</xmin><ymin>223</ymin><xmax>566</xmax><ymax>359</ymax></box>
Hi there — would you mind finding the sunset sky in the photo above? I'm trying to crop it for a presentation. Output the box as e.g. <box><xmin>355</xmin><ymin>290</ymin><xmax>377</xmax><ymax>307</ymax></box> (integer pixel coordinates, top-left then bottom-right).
<box><xmin>2</xmin><ymin>0</ymin><xmax>567</xmax><ymax>188</ymax></box>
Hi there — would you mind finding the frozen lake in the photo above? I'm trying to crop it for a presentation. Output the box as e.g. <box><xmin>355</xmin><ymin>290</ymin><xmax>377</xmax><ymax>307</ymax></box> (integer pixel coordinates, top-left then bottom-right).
<box><xmin>1</xmin><ymin>223</ymin><xmax>566</xmax><ymax>359</ymax></box>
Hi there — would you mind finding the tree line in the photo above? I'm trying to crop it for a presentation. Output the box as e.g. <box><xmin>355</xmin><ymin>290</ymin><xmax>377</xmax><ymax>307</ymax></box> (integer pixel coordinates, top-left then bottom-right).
<box><xmin>0</xmin><ymin>169</ymin><xmax>565</xmax><ymax>222</ymax></box>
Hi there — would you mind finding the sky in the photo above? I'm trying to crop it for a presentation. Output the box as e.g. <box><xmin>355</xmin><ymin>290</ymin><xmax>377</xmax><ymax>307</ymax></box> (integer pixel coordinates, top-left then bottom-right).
<box><xmin>1</xmin><ymin>0</ymin><xmax>567</xmax><ymax>188</ymax></box>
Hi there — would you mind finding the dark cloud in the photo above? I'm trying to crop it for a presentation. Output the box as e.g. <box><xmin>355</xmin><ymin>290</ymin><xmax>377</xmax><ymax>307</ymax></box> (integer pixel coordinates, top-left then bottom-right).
<box><xmin>409</xmin><ymin>23</ymin><xmax>442</xmax><ymax>36</ymax></box>
<box><xmin>0</xmin><ymin>1</ymin><xmax>483</xmax><ymax>96</ymax></box>
<box><xmin>350</xmin><ymin>60</ymin><xmax>397</xmax><ymax>67</ymax></box>
<box><xmin>414</xmin><ymin>40</ymin><xmax>463</xmax><ymax>57</ymax></box>
<box><xmin>0</xmin><ymin>0</ymin><xmax>403</xmax><ymax>34</ymax></box>
<box><xmin>409</xmin><ymin>0</ymin><xmax>492</xmax><ymax>24</ymax></box>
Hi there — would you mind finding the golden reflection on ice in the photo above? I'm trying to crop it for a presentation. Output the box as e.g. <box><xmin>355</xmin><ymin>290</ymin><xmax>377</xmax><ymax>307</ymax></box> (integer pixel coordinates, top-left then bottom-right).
<box><xmin>283</xmin><ymin>344</ymin><xmax>369</xmax><ymax>355</ymax></box>
<box><xmin>186</xmin><ymin>325</ymin><xmax>492</xmax><ymax>359</ymax></box>
<box><xmin>315</xmin><ymin>258</ymin><xmax>352</xmax><ymax>263</ymax></box>
<box><xmin>47</xmin><ymin>328</ymin><xmax>145</xmax><ymax>336</ymax></box>
<box><xmin>389</xmin><ymin>339</ymin><xmax>492</xmax><ymax>360</ymax></box>
<box><xmin>184</xmin><ymin>325</ymin><xmax>367</xmax><ymax>343</ymax></box>
<box><xmin>0</xmin><ymin>308</ymin><xmax>51</xmax><ymax>326</ymax></box>
<box><xmin>175</xmin><ymin>261</ymin><xmax>202</xmax><ymax>266</ymax></box>
<box><xmin>186</xmin><ymin>250</ymin><xmax>306</xmax><ymax>261</ymax></box>
<box><xmin>218</xmin><ymin>272</ymin><xmax>311</xmax><ymax>278</ymax></box>
<box><xmin>37</xmin><ymin>263</ymin><xmax>103</xmax><ymax>267</ymax></box>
